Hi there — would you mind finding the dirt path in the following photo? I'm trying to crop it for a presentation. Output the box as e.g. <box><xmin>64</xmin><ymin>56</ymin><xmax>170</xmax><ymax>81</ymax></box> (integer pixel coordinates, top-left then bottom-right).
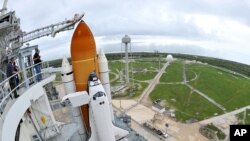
<box><xmin>109</xmin><ymin>71</ymin><xmax>119</xmax><ymax>82</ymax></box>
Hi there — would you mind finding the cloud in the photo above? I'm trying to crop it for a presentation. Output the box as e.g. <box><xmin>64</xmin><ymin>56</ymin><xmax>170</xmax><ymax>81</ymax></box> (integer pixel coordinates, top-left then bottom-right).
<box><xmin>8</xmin><ymin>0</ymin><xmax>212</xmax><ymax>39</ymax></box>
<box><xmin>4</xmin><ymin>0</ymin><xmax>250</xmax><ymax>65</ymax></box>
<box><xmin>166</xmin><ymin>0</ymin><xmax>250</xmax><ymax>26</ymax></box>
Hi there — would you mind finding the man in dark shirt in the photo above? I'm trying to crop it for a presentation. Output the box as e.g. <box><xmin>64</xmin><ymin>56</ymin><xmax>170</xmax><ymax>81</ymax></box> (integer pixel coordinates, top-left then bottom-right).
<box><xmin>13</xmin><ymin>62</ymin><xmax>19</xmax><ymax>89</ymax></box>
<box><xmin>33</xmin><ymin>48</ymin><xmax>42</xmax><ymax>81</ymax></box>
<box><xmin>6</xmin><ymin>57</ymin><xmax>19</xmax><ymax>98</ymax></box>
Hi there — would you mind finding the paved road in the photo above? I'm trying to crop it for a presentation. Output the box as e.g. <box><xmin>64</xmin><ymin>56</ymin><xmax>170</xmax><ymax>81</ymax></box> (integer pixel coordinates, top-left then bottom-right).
<box><xmin>123</xmin><ymin>62</ymin><xmax>169</xmax><ymax>112</ymax></box>
<box><xmin>185</xmin><ymin>84</ymin><xmax>226</xmax><ymax>111</ymax></box>
<box><xmin>199</xmin><ymin>105</ymin><xmax>250</xmax><ymax>125</ymax></box>
<box><xmin>183</xmin><ymin>62</ymin><xmax>187</xmax><ymax>83</ymax></box>
<box><xmin>139</xmin><ymin>62</ymin><xmax>169</xmax><ymax>103</ymax></box>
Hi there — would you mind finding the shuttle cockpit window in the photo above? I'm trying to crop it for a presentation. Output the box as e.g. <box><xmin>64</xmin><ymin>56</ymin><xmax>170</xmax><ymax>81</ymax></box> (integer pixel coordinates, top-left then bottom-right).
<box><xmin>93</xmin><ymin>91</ymin><xmax>105</xmax><ymax>100</ymax></box>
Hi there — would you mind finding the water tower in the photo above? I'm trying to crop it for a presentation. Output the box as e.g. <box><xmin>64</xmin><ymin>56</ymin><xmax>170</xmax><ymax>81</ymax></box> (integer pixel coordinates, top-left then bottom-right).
<box><xmin>122</xmin><ymin>35</ymin><xmax>131</xmax><ymax>84</ymax></box>
<box><xmin>166</xmin><ymin>54</ymin><xmax>173</xmax><ymax>63</ymax></box>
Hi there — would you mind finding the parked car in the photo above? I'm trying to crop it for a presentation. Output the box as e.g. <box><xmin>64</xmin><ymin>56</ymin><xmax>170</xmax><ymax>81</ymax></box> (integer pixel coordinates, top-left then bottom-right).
<box><xmin>154</xmin><ymin>99</ymin><xmax>161</xmax><ymax>104</ymax></box>
<box><xmin>162</xmin><ymin>132</ymin><xmax>169</xmax><ymax>138</ymax></box>
<box><xmin>156</xmin><ymin>130</ymin><xmax>163</xmax><ymax>135</ymax></box>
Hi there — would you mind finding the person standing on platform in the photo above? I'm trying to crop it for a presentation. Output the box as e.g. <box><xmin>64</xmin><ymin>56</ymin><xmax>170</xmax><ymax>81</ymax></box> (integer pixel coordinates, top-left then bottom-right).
<box><xmin>13</xmin><ymin>62</ymin><xmax>20</xmax><ymax>89</ymax></box>
<box><xmin>33</xmin><ymin>48</ymin><xmax>42</xmax><ymax>81</ymax></box>
<box><xmin>6</xmin><ymin>57</ymin><xmax>19</xmax><ymax>98</ymax></box>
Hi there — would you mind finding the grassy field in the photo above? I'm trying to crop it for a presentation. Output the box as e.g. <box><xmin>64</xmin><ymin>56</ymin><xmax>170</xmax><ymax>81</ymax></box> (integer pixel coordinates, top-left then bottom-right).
<box><xmin>205</xmin><ymin>124</ymin><xmax>226</xmax><ymax>140</ymax></box>
<box><xmin>132</xmin><ymin>71</ymin><xmax>157</xmax><ymax>81</ymax></box>
<box><xmin>109</xmin><ymin>61</ymin><xmax>123</xmax><ymax>72</ymax></box>
<box><xmin>109</xmin><ymin>57</ymin><xmax>250</xmax><ymax>119</ymax></box>
<box><xmin>160</xmin><ymin>60</ymin><xmax>183</xmax><ymax>82</ymax></box>
<box><xmin>113</xmin><ymin>82</ymin><xmax>148</xmax><ymax>99</ymax></box>
<box><xmin>109</xmin><ymin>72</ymin><xmax>116</xmax><ymax>81</ymax></box>
<box><xmin>187</xmin><ymin>63</ymin><xmax>250</xmax><ymax>111</ymax></box>
<box><xmin>109</xmin><ymin>60</ymin><xmax>163</xmax><ymax>72</ymax></box>
<box><xmin>109</xmin><ymin>60</ymin><xmax>161</xmax><ymax>82</ymax></box>
<box><xmin>237</xmin><ymin>108</ymin><xmax>250</xmax><ymax>125</ymax></box>
<box><xmin>186</xmin><ymin>70</ymin><xmax>196</xmax><ymax>81</ymax></box>
<box><xmin>149</xmin><ymin>84</ymin><xmax>223</xmax><ymax>121</ymax></box>
<box><xmin>137</xmin><ymin>57</ymin><xmax>166</xmax><ymax>62</ymax></box>
<box><xmin>109</xmin><ymin>60</ymin><xmax>153</xmax><ymax>98</ymax></box>
<box><xmin>132</xmin><ymin>61</ymin><xmax>163</xmax><ymax>71</ymax></box>
<box><xmin>132</xmin><ymin>82</ymin><xmax>149</xmax><ymax>98</ymax></box>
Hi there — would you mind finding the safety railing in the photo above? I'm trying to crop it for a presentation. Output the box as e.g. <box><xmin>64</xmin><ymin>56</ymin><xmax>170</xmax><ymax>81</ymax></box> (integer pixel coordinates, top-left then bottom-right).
<box><xmin>0</xmin><ymin>61</ymin><xmax>80</xmax><ymax>141</ymax></box>
<box><xmin>0</xmin><ymin>61</ymin><xmax>52</xmax><ymax>116</ymax></box>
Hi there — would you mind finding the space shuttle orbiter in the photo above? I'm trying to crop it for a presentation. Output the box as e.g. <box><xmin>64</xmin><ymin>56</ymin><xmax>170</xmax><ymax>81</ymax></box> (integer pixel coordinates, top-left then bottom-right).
<box><xmin>62</xmin><ymin>72</ymin><xmax>128</xmax><ymax>141</ymax></box>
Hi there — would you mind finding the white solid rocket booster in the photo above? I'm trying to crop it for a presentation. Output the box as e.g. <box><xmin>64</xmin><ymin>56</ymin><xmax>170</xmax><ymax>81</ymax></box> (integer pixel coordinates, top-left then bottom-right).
<box><xmin>98</xmin><ymin>48</ymin><xmax>114</xmax><ymax>121</ymax></box>
<box><xmin>61</xmin><ymin>56</ymin><xmax>86</xmax><ymax>141</ymax></box>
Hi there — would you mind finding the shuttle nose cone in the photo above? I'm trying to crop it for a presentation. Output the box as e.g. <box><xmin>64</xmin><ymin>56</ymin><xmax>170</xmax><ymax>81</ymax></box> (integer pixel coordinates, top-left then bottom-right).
<box><xmin>98</xmin><ymin>48</ymin><xmax>107</xmax><ymax>61</ymax></box>
<box><xmin>61</xmin><ymin>56</ymin><xmax>72</xmax><ymax>74</ymax></box>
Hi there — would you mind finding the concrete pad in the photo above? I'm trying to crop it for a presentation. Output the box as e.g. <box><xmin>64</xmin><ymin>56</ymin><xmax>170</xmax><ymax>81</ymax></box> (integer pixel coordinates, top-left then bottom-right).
<box><xmin>55</xmin><ymin>84</ymin><xmax>66</xmax><ymax>99</ymax></box>
<box><xmin>119</xmin><ymin>100</ymin><xmax>208</xmax><ymax>141</ymax></box>
<box><xmin>112</xmin><ymin>100</ymin><xmax>137</xmax><ymax>110</ymax></box>
<box><xmin>128</xmin><ymin>103</ymin><xmax>207</xmax><ymax>141</ymax></box>
<box><xmin>127</xmin><ymin>104</ymin><xmax>155</xmax><ymax>124</ymax></box>
<box><xmin>53</xmin><ymin>107</ymin><xmax>71</xmax><ymax>123</ymax></box>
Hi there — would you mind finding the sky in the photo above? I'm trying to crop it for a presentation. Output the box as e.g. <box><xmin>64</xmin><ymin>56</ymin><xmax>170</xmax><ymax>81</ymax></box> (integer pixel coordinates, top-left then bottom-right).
<box><xmin>6</xmin><ymin>0</ymin><xmax>250</xmax><ymax>65</ymax></box>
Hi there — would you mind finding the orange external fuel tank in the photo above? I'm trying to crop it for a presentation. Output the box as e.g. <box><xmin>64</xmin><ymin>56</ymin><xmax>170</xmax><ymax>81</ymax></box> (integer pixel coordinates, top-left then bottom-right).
<box><xmin>70</xmin><ymin>20</ymin><xmax>99</xmax><ymax>132</ymax></box>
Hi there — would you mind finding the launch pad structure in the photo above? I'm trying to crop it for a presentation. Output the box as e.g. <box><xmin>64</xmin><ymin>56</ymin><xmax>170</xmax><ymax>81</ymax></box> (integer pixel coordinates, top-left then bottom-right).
<box><xmin>0</xmin><ymin>1</ymin><xmax>146</xmax><ymax>140</ymax></box>
<box><xmin>0</xmin><ymin>0</ymin><xmax>84</xmax><ymax>82</ymax></box>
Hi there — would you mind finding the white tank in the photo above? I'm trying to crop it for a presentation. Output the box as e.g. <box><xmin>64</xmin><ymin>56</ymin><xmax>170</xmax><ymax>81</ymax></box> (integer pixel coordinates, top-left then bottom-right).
<box><xmin>166</xmin><ymin>54</ymin><xmax>173</xmax><ymax>62</ymax></box>
<box><xmin>61</xmin><ymin>56</ymin><xmax>86</xmax><ymax>141</ymax></box>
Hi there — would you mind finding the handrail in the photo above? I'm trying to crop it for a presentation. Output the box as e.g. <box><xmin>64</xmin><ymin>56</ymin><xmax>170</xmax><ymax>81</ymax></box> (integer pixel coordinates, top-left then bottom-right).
<box><xmin>0</xmin><ymin>70</ymin><xmax>48</xmax><ymax>107</ymax></box>
<box><xmin>0</xmin><ymin>61</ymin><xmax>52</xmax><ymax>115</ymax></box>
<box><xmin>0</xmin><ymin>61</ymin><xmax>44</xmax><ymax>86</ymax></box>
